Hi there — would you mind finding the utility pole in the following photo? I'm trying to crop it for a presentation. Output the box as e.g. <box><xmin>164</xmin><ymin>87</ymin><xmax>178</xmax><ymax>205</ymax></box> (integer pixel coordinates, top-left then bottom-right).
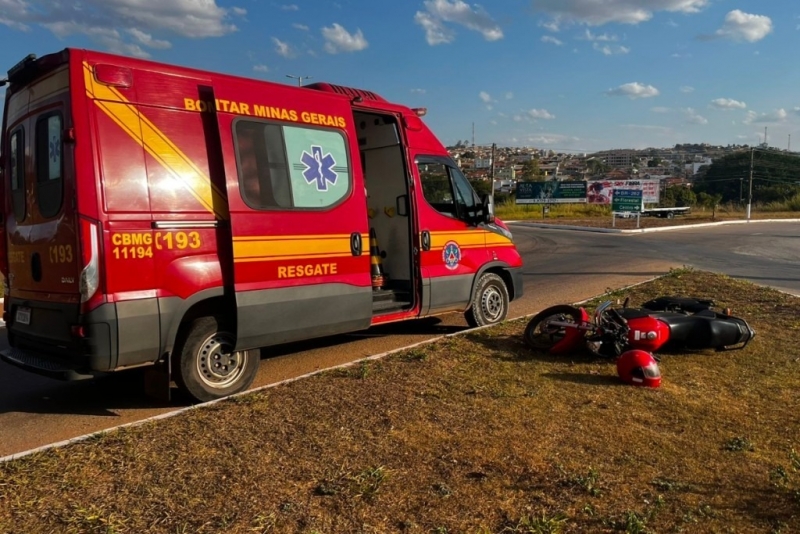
<box><xmin>490</xmin><ymin>143</ymin><xmax>496</xmax><ymax>206</ymax></box>
<box><xmin>286</xmin><ymin>74</ymin><xmax>311</xmax><ymax>86</ymax></box>
<box><xmin>746</xmin><ymin>148</ymin><xmax>754</xmax><ymax>221</ymax></box>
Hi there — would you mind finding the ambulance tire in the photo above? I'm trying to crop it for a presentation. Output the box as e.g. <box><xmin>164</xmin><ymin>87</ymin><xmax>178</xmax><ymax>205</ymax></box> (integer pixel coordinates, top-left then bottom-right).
<box><xmin>465</xmin><ymin>272</ymin><xmax>509</xmax><ymax>328</ymax></box>
<box><xmin>174</xmin><ymin>316</ymin><xmax>260</xmax><ymax>403</ymax></box>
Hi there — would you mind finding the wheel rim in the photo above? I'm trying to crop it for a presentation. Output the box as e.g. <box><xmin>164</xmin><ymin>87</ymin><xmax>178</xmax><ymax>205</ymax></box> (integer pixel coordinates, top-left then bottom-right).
<box><xmin>195</xmin><ymin>332</ymin><xmax>247</xmax><ymax>389</ymax></box>
<box><xmin>527</xmin><ymin>313</ymin><xmax>575</xmax><ymax>350</ymax></box>
<box><xmin>481</xmin><ymin>286</ymin><xmax>505</xmax><ymax>322</ymax></box>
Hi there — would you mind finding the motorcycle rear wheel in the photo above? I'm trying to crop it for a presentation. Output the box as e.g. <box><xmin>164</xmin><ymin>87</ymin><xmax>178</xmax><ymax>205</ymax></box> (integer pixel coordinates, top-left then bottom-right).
<box><xmin>524</xmin><ymin>305</ymin><xmax>584</xmax><ymax>352</ymax></box>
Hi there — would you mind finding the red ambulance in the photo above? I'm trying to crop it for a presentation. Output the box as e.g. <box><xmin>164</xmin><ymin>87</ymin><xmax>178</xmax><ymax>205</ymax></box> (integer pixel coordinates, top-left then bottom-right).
<box><xmin>0</xmin><ymin>49</ymin><xmax>523</xmax><ymax>401</ymax></box>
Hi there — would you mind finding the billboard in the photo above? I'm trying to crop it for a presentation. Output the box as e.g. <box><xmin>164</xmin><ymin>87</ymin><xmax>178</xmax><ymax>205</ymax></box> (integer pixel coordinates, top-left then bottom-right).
<box><xmin>587</xmin><ymin>179</ymin><xmax>660</xmax><ymax>205</ymax></box>
<box><xmin>515</xmin><ymin>181</ymin><xmax>588</xmax><ymax>204</ymax></box>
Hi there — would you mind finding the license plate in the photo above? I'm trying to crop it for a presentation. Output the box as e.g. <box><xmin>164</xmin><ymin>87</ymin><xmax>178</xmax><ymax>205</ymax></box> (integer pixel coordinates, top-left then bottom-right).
<box><xmin>15</xmin><ymin>307</ymin><xmax>31</xmax><ymax>325</ymax></box>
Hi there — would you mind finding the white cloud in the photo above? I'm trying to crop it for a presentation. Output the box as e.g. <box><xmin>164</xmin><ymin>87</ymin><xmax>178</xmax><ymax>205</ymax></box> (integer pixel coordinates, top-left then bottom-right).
<box><xmin>684</xmin><ymin>107</ymin><xmax>708</xmax><ymax>124</ymax></box>
<box><xmin>293</xmin><ymin>23</ymin><xmax>309</xmax><ymax>31</ymax></box>
<box><xmin>680</xmin><ymin>86</ymin><xmax>694</xmax><ymax>93</ymax></box>
<box><xmin>606</xmin><ymin>82</ymin><xmax>660</xmax><ymax>99</ymax></box>
<box><xmin>539</xmin><ymin>20</ymin><xmax>560</xmax><ymax>32</ymax></box>
<box><xmin>744</xmin><ymin>109</ymin><xmax>788</xmax><ymax>124</ymax></box>
<box><xmin>710</xmin><ymin>98</ymin><xmax>746</xmax><ymax>110</ymax></box>
<box><xmin>322</xmin><ymin>23</ymin><xmax>368</xmax><ymax>53</ymax></box>
<box><xmin>525</xmin><ymin>133</ymin><xmax>578</xmax><ymax>146</ymax></box>
<box><xmin>531</xmin><ymin>0</ymin><xmax>708</xmax><ymax>27</ymax></box>
<box><xmin>44</xmin><ymin>21</ymin><xmax>151</xmax><ymax>57</ymax></box>
<box><xmin>581</xmin><ymin>29</ymin><xmax>618</xmax><ymax>41</ymax></box>
<box><xmin>541</xmin><ymin>35</ymin><xmax>563</xmax><ymax>45</ymax></box>
<box><xmin>253</xmin><ymin>64</ymin><xmax>269</xmax><ymax>73</ymax></box>
<box><xmin>505</xmin><ymin>92</ymin><xmax>514</xmax><ymax>100</ymax></box>
<box><xmin>479</xmin><ymin>91</ymin><xmax>493</xmax><ymax>103</ymax></box>
<box><xmin>411</xmin><ymin>88</ymin><xmax>426</xmax><ymax>94</ymax></box>
<box><xmin>527</xmin><ymin>108</ymin><xmax>556</xmax><ymax>120</ymax></box>
<box><xmin>127</xmin><ymin>28</ymin><xmax>171</xmax><ymax>49</ymax></box>
<box><xmin>231</xmin><ymin>7</ymin><xmax>246</xmax><ymax>16</ymax></box>
<box><xmin>272</xmin><ymin>37</ymin><xmax>293</xmax><ymax>58</ymax></box>
<box><xmin>281</xmin><ymin>4</ymin><xmax>299</xmax><ymax>11</ymax></box>
<box><xmin>651</xmin><ymin>106</ymin><xmax>671</xmax><ymax>113</ymax></box>
<box><xmin>415</xmin><ymin>0</ymin><xmax>503</xmax><ymax>46</ymax></box>
<box><xmin>0</xmin><ymin>0</ymin><xmax>238</xmax><ymax>55</ymax></box>
<box><xmin>593</xmin><ymin>42</ymin><xmax>629</xmax><ymax>55</ymax></box>
<box><xmin>709</xmin><ymin>10</ymin><xmax>772</xmax><ymax>42</ymax></box>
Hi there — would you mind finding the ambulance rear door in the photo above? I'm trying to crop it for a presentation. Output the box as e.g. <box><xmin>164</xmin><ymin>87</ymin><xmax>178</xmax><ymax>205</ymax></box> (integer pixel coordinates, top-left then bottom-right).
<box><xmin>219</xmin><ymin>91</ymin><xmax>373</xmax><ymax>350</ymax></box>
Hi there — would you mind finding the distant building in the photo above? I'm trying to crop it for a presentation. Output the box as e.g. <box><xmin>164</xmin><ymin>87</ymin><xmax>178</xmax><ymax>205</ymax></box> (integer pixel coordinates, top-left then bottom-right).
<box><xmin>474</xmin><ymin>158</ymin><xmax>493</xmax><ymax>169</ymax></box>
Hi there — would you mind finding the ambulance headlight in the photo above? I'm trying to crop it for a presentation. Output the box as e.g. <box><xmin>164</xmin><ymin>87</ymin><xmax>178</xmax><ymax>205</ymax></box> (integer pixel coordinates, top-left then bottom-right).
<box><xmin>490</xmin><ymin>224</ymin><xmax>513</xmax><ymax>241</ymax></box>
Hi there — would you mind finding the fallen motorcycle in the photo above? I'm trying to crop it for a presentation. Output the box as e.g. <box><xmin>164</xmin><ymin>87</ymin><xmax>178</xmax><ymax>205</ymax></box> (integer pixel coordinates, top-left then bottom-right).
<box><xmin>523</xmin><ymin>296</ymin><xmax>756</xmax><ymax>358</ymax></box>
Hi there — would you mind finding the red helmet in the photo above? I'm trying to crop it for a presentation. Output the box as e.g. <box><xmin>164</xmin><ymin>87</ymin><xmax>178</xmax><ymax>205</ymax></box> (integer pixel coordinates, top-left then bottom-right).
<box><xmin>617</xmin><ymin>350</ymin><xmax>661</xmax><ymax>388</ymax></box>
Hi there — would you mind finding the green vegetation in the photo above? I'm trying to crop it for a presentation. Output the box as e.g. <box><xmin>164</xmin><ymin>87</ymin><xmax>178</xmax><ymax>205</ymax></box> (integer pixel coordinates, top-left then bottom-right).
<box><xmin>694</xmin><ymin>149</ymin><xmax>800</xmax><ymax>204</ymax></box>
<box><xmin>1</xmin><ymin>271</ymin><xmax>799</xmax><ymax>533</ymax></box>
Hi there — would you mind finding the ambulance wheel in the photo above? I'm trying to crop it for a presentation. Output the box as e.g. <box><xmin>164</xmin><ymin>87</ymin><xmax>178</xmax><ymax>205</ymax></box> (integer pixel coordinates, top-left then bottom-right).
<box><xmin>174</xmin><ymin>316</ymin><xmax>259</xmax><ymax>402</ymax></box>
<box><xmin>465</xmin><ymin>273</ymin><xmax>509</xmax><ymax>327</ymax></box>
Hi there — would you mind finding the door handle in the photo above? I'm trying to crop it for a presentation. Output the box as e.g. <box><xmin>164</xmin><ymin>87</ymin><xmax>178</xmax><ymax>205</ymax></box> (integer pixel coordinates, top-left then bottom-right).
<box><xmin>421</xmin><ymin>230</ymin><xmax>431</xmax><ymax>251</ymax></box>
<box><xmin>351</xmin><ymin>232</ymin><xmax>362</xmax><ymax>256</ymax></box>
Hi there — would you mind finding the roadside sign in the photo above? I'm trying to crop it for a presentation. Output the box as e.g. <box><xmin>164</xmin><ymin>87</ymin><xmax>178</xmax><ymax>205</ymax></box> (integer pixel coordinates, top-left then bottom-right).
<box><xmin>516</xmin><ymin>181</ymin><xmax>587</xmax><ymax>204</ymax></box>
<box><xmin>588</xmin><ymin>179</ymin><xmax>660</xmax><ymax>205</ymax></box>
<box><xmin>612</xmin><ymin>189</ymin><xmax>643</xmax><ymax>212</ymax></box>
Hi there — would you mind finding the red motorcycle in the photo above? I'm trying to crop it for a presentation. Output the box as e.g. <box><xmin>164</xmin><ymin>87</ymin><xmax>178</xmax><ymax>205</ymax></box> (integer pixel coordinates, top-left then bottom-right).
<box><xmin>524</xmin><ymin>296</ymin><xmax>755</xmax><ymax>358</ymax></box>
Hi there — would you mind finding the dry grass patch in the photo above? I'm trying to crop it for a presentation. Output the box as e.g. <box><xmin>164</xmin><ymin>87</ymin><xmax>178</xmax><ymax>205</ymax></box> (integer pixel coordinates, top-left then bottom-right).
<box><xmin>1</xmin><ymin>270</ymin><xmax>799</xmax><ymax>533</ymax></box>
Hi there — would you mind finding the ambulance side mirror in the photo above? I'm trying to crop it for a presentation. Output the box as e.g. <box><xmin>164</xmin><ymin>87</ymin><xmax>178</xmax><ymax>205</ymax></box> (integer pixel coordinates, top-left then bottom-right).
<box><xmin>481</xmin><ymin>194</ymin><xmax>495</xmax><ymax>224</ymax></box>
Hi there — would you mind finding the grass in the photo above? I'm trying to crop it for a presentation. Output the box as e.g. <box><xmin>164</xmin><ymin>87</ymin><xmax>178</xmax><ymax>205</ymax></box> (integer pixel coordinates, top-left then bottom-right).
<box><xmin>494</xmin><ymin>198</ymin><xmax>800</xmax><ymax>223</ymax></box>
<box><xmin>1</xmin><ymin>270</ymin><xmax>799</xmax><ymax>533</ymax></box>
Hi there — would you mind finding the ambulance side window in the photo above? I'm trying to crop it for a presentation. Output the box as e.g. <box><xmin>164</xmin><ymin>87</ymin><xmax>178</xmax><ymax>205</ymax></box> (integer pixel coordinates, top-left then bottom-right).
<box><xmin>234</xmin><ymin>120</ymin><xmax>350</xmax><ymax>210</ymax></box>
<box><xmin>35</xmin><ymin>113</ymin><xmax>64</xmax><ymax>218</ymax></box>
<box><xmin>418</xmin><ymin>162</ymin><xmax>457</xmax><ymax>218</ymax></box>
<box><xmin>450</xmin><ymin>166</ymin><xmax>479</xmax><ymax>220</ymax></box>
<box><xmin>9</xmin><ymin>128</ymin><xmax>26</xmax><ymax>221</ymax></box>
<box><xmin>419</xmin><ymin>161</ymin><xmax>478</xmax><ymax>221</ymax></box>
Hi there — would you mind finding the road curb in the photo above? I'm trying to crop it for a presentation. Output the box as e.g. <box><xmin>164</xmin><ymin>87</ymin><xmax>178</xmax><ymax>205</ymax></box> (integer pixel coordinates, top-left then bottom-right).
<box><xmin>506</xmin><ymin>218</ymin><xmax>800</xmax><ymax>234</ymax></box>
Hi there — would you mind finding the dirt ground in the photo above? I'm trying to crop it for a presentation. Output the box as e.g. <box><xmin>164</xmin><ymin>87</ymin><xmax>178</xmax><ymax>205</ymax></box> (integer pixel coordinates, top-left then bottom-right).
<box><xmin>1</xmin><ymin>270</ymin><xmax>798</xmax><ymax>533</ymax></box>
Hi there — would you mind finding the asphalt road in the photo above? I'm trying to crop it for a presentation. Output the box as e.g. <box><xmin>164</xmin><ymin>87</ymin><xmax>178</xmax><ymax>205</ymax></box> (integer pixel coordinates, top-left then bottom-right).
<box><xmin>0</xmin><ymin>220</ymin><xmax>796</xmax><ymax>457</ymax></box>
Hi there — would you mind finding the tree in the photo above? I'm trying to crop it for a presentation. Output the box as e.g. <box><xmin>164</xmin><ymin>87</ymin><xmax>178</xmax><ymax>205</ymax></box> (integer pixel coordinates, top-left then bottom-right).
<box><xmin>697</xmin><ymin>192</ymin><xmax>723</xmax><ymax>219</ymax></box>
<box><xmin>663</xmin><ymin>186</ymin><xmax>696</xmax><ymax>207</ymax></box>
<box><xmin>693</xmin><ymin>150</ymin><xmax>800</xmax><ymax>204</ymax></box>
<box><xmin>586</xmin><ymin>158</ymin><xmax>610</xmax><ymax>176</ymax></box>
<box><xmin>469</xmin><ymin>179</ymin><xmax>492</xmax><ymax>198</ymax></box>
<box><xmin>519</xmin><ymin>159</ymin><xmax>544</xmax><ymax>181</ymax></box>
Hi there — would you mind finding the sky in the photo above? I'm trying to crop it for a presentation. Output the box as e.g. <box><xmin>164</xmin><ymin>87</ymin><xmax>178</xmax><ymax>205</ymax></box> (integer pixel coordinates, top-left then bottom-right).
<box><xmin>1</xmin><ymin>0</ymin><xmax>798</xmax><ymax>153</ymax></box>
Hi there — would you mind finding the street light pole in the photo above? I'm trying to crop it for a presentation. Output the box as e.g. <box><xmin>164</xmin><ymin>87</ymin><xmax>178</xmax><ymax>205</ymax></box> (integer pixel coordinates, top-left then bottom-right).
<box><xmin>746</xmin><ymin>147</ymin><xmax>754</xmax><ymax>221</ymax></box>
<box><xmin>286</xmin><ymin>74</ymin><xmax>311</xmax><ymax>86</ymax></box>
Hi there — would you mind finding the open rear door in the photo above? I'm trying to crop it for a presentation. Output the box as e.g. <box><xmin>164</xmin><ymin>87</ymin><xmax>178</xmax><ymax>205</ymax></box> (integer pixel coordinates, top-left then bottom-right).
<box><xmin>210</xmin><ymin>88</ymin><xmax>373</xmax><ymax>350</ymax></box>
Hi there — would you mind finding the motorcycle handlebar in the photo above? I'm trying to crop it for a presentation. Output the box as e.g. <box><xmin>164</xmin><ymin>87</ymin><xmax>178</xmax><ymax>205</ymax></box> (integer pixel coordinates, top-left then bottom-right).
<box><xmin>609</xmin><ymin>308</ymin><xmax>628</xmax><ymax>326</ymax></box>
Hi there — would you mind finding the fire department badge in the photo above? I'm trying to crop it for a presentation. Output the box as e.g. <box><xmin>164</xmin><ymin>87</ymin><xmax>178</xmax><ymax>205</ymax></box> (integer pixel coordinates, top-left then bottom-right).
<box><xmin>442</xmin><ymin>241</ymin><xmax>461</xmax><ymax>270</ymax></box>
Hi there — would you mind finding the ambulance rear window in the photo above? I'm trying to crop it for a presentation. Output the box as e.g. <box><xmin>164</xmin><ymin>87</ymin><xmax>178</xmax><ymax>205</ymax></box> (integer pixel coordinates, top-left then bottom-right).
<box><xmin>35</xmin><ymin>112</ymin><xmax>64</xmax><ymax>218</ymax></box>
<box><xmin>234</xmin><ymin>119</ymin><xmax>350</xmax><ymax>210</ymax></box>
<box><xmin>9</xmin><ymin>128</ymin><xmax>26</xmax><ymax>221</ymax></box>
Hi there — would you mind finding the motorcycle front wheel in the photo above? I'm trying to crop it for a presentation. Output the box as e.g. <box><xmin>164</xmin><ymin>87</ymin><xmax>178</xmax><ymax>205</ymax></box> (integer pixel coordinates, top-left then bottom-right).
<box><xmin>523</xmin><ymin>305</ymin><xmax>584</xmax><ymax>352</ymax></box>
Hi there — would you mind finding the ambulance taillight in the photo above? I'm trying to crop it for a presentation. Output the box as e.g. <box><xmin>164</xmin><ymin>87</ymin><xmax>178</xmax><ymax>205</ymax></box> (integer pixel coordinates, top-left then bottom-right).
<box><xmin>79</xmin><ymin>219</ymin><xmax>100</xmax><ymax>303</ymax></box>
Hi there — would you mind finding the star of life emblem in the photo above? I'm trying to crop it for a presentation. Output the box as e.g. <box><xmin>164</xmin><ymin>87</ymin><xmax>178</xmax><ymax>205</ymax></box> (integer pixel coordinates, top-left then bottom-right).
<box><xmin>301</xmin><ymin>145</ymin><xmax>338</xmax><ymax>191</ymax></box>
